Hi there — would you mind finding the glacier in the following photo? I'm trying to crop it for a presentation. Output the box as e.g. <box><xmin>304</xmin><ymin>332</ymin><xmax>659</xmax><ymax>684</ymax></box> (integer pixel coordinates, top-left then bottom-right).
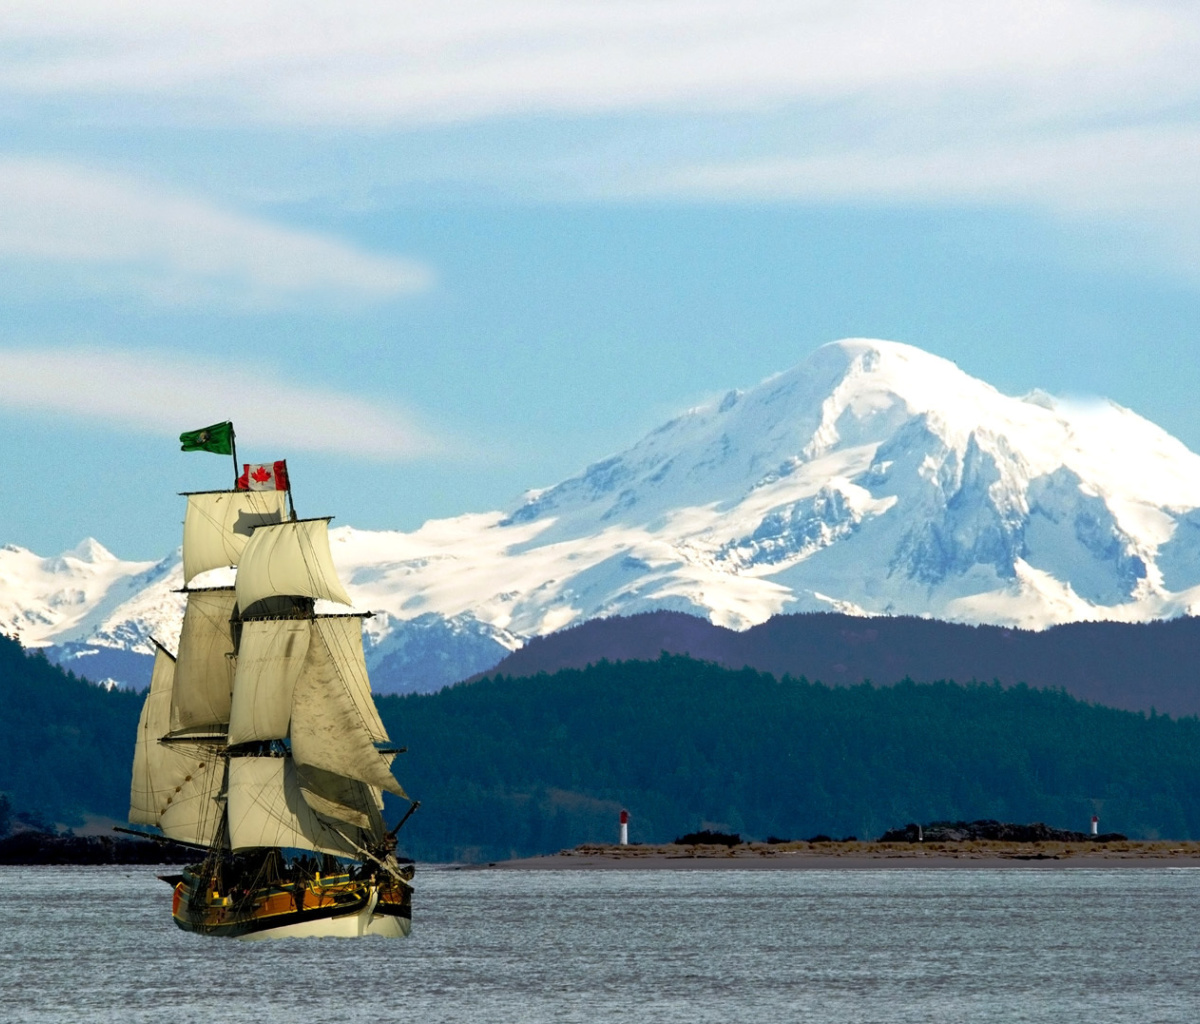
<box><xmin>6</xmin><ymin>338</ymin><xmax>1200</xmax><ymax>693</ymax></box>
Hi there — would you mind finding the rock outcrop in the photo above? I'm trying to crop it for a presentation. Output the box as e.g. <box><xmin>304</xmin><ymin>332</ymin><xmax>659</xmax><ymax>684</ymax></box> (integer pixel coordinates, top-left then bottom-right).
<box><xmin>878</xmin><ymin>819</ymin><xmax>1127</xmax><ymax>843</ymax></box>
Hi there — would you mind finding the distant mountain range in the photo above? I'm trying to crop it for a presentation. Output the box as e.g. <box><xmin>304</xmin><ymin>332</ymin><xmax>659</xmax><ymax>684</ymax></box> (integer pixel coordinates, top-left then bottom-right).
<box><xmin>474</xmin><ymin>610</ymin><xmax>1200</xmax><ymax>718</ymax></box>
<box><xmin>5</xmin><ymin>338</ymin><xmax>1200</xmax><ymax>694</ymax></box>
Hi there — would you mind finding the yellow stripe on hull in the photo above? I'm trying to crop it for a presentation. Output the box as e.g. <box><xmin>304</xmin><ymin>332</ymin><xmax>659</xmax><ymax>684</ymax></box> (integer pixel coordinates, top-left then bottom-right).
<box><xmin>172</xmin><ymin>874</ymin><xmax>412</xmax><ymax>940</ymax></box>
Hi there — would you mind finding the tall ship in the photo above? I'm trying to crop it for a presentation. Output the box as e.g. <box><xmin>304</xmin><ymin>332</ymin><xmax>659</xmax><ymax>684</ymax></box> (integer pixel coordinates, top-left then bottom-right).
<box><xmin>127</xmin><ymin>427</ymin><xmax>415</xmax><ymax>939</ymax></box>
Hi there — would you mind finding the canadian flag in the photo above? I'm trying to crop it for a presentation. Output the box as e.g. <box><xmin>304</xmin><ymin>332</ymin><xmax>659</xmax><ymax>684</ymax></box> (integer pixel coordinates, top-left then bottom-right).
<box><xmin>236</xmin><ymin>460</ymin><xmax>289</xmax><ymax>491</ymax></box>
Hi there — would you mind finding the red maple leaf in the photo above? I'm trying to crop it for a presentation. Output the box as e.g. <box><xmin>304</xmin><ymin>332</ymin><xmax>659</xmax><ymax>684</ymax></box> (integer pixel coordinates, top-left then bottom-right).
<box><xmin>251</xmin><ymin>465</ymin><xmax>272</xmax><ymax>484</ymax></box>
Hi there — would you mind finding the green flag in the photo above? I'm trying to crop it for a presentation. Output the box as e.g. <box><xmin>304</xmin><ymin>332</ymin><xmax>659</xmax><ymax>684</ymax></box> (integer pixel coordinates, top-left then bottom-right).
<box><xmin>180</xmin><ymin>421</ymin><xmax>234</xmax><ymax>455</ymax></box>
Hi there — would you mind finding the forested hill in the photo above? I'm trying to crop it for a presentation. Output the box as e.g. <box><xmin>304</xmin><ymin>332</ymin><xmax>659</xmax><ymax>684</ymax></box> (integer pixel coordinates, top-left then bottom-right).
<box><xmin>0</xmin><ymin>633</ymin><xmax>142</xmax><ymax>830</ymax></box>
<box><xmin>472</xmin><ymin>611</ymin><xmax>1200</xmax><ymax>717</ymax></box>
<box><xmin>382</xmin><ymin>655</ymin><xmax>1200</xmax><ymax>861</ymax></box>
<box><xmin>6</xmin><ymin>632</ymin><xmax>1200</xmax><ymax>862</ymax></box>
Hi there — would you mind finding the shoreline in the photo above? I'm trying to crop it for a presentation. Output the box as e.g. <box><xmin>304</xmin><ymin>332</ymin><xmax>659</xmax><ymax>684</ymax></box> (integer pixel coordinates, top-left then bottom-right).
<box><xmin>478</xmin><ymin>840</ymin><xmax>1200</xmax><ymax>870</ymax></box>
<box><xmin>0</xmin><ymin>830</ymin><xmax>195</xmax><ymax>866</ymax></box>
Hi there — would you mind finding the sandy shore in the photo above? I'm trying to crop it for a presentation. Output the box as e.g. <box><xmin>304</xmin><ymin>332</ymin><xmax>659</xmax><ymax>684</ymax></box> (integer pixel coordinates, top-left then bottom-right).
<box><xmin>480</xmin><ymin>840</ymin><xmax>1200</xmax><ymax>870</ymax></box>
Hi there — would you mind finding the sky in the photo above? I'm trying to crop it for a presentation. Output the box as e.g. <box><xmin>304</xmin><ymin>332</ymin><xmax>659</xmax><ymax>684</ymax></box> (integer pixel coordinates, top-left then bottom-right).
<box><xmin>4</xmin><ymin>0</ymin><xmax>1200</xmax><ymax>559</ymax></box>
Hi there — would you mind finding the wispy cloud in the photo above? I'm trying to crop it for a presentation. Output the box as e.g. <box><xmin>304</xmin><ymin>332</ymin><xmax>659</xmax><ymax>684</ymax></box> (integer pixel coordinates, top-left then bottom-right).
<box><xmin>3</xmin><ymin>3</ymin><xmax>1200</xmax><ymax>279</ymax></box>
<box><xmin>662</xmin><ymin>124</ymin><xmax>1200</xmax><ymax>210</ymax></box>
<box><xmin>0</xmin><ymin>2</ymin><xmax>1193</xmax><ymax>126</ymax></box>
<box><xmin>654</xmin><ymin>122</ymin><xmax>1200</xmax><ymax>281</ymax></box>
<box><xmin>0</xmin><ymin>158</ymin><xmax>432</xmax><ymax>308</ymax></box>
<box><xmin>0</xmin><ymin>347</ymin><xmax>444</xmax><ymax>459</ymax></box>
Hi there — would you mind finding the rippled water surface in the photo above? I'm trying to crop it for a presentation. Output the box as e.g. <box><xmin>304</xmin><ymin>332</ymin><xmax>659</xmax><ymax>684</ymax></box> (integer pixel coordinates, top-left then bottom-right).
<box><xmin>2</xmin><ymin>865</ymin><xmax>1198</xmax><ymax>1023</ymax></box>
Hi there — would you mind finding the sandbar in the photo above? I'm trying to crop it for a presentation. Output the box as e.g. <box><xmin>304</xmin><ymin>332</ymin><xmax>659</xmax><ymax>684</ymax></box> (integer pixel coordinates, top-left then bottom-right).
<box><xmin>480</xmin><ymin>840</ymin><xmax>1200</xmax><ymax>870</ymax></box>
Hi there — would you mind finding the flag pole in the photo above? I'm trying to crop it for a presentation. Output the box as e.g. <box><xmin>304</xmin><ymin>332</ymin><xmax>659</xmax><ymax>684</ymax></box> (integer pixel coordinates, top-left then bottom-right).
<box><xmin>230</xmin><ymin>425</ymin><xmax>239</xmax><ymax>487</ymax></box>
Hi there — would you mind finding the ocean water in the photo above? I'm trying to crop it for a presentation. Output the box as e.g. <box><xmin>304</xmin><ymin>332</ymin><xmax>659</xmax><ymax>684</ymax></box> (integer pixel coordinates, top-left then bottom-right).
<box><xmin>1</xmin><ymin>865</ymin><xmax>1198</xmax><ymax>1023</ymax></box>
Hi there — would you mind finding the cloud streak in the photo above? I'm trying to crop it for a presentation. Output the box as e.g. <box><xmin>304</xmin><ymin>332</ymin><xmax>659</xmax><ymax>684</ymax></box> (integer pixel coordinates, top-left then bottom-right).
<box><xmin>0</xmin><ymin>158</ymin><xmax>432</xmax><ymax>308</ymax></box>
<box><xmin>0</xmin><ymin>347</ymin><xmax>444</xmax><ymax>459</ymax></box>
<box><xmin>1</xmin><ymin>1</ymin><xmax>1193</xmax><ymax>126</ymax></box>
<box><xmin>663</xmin><ymin>123</ymin><xmax>1200</xmax><ymax>208</ymax></box>
<box><xmin>3</xmin><ymin>2</ymin><xmax>1200</xmax><ymax>282</ymax></box>
<box><xmin>652</xmin><ymin>121</ymin><xmax>1200</xmax><ymax>282</ymax></box>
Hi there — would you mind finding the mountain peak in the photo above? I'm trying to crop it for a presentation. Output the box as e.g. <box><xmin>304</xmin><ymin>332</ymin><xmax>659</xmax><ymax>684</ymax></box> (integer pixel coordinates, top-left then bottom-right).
<box><xmin>65</xmin><ymin>538</ymin><xmax>115</xmax><ymax>564</ymax></box>
<box><xmin>817</xmin><ymin>336</ymin><xmax>958</xmax><ymax>367</ymax></box>
<box><xmin>805</xmin><ymin>337</ymin><xmax>975</xmax><ymax>389</ymax></box>
<box><xmin>506</xmin><ymin>339</ymin><xmax>1005</xmax><ymax>531</ymax></box>
<box><xmin>796</xmin><ymin>339</ymin><xmax>1001</xmax><ymax>437</ymax></box>
<box><xmin>491</xmin><ymin>338</ymin><xmax>1200</xmax><ymax>630</ymax></box>
<box><xmin>15</xmin><ymin>338</ymin><xmax>1200</xmax><ymax>694</ymax></box>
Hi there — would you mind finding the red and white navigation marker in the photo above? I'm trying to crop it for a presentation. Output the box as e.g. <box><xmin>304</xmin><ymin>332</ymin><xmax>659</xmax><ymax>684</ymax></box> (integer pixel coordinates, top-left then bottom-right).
<box><xmin>619</xmin><ymin>810</ymin><xmax>630</xmax><ymax>846</ymax></box>
<box><xmin>1091</xmin><ymin>815</ymin><xmax>1099</xmax><ymax>836</ymax></box>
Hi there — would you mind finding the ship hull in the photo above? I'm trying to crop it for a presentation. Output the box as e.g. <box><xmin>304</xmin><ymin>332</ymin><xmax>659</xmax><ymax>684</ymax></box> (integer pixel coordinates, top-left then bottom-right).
<box><xmin>235</xmin><ymin>903</ymin><xmax>411</xmax><ymax>940</ymax></box>
<box><xmin>172</xmin><ymin>871</ymin><xmax>412</xmax><ymax>940</ymax></box>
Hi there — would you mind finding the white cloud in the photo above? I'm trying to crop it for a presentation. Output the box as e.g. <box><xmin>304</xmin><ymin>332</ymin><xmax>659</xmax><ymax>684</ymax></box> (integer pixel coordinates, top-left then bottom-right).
<box><xmin>0</xmin><ymin>1</ymin><xmax>1193</xmax><ymax>126</ymax></box>
<box><xmin>3</xmin><ymin>2</ymin><xmax>1200</xmax><ymax>281</ymax></box>
<box><xmin>0</xmin><ymin>347</ymin><xmax>443</xmax><ymax>459</ymax></box>
<box><xmin>662</xmin><ymin>123</ymin><xmax>1200</xmax><ymax>210</ymax></box>
<box><xmin>652</xmin><ymin>122</ymin><xmax>1200</xmax><ymax>280</ymax></box>
<box><xmin>0</xmin><ymin>158</ymin><xmax>432</xmax><ymax>308</ymax></box>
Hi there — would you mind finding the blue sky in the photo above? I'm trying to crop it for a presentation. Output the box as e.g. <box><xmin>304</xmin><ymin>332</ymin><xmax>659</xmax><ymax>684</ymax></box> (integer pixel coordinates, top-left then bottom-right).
<box><xmin>4</xmin><ymin>1</ymin><xmax>1200</xmax><ymax>559</ymax></box>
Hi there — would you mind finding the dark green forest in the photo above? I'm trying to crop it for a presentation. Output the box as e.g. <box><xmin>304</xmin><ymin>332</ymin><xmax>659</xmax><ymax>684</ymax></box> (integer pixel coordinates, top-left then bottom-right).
<box><xmin>4</xmin><ymin>631</ymin><xmax>1200</xmax><ymax>860</ymax></box>
<box><xmin>381</xmin><ymin>656</ymin><xmax>1200</xmax><ymax>860</ymax></box>
<box><xmin>0</xmin><ymin>633</ymin><xmax>143</xmax><ymax>830</ymax></box>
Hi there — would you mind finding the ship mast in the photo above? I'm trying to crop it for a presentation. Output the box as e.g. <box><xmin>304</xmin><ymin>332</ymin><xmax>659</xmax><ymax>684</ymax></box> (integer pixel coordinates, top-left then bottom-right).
<box><xmin>130</xmin><ymin>483</ymin><xmax>408</xmax><ymax>879</ymax></box>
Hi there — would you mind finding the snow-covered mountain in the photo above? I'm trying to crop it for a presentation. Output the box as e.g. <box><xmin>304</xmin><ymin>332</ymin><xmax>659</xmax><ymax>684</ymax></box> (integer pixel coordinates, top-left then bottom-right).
<box><xmin>8</xmin><ymin>339</ymin><xmax>1200</xmax><ymax>692</ymax></box>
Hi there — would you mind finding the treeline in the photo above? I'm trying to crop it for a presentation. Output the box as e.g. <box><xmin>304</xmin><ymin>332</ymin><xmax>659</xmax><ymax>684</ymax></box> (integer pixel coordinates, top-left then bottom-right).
<box><xmin>379</xmin><ymin>655</ymin><xmax>1200</xmax><ymax>861</ymax></box>
<box><xmin>0</xmin><ymin>633</ymin><xmax>143</xmax><ymax>830</ymax></box>
<box><xmin>477</xmin><ymin>610</ymin><xmax>1200</xmax><ymax>718</ymax></box>
<box><xmin>6</xmin><ymin>632</ymin><xmax>1200</xmax><ymax>862</ymax></box>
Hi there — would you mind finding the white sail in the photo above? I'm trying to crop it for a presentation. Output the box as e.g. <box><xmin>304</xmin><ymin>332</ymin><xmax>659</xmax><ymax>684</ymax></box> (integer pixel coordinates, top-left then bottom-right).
<box><xmin>226</xmin><ymin>755</ymin><xmax>362</xmax><ymax>857</ymax></box>
<box><xmin>290</xmin><ymin>616</ymin><xmax>406</xmax><ymax>798</ymax></box>
<box><xmin>130</xmin><ymin>644</ymin><xmax>176</xmax><ymax>825</ymax></box>
<box><xmin>170</xmin><ymin>588</ymin><xmax>237</xmax><ymax>732</ymax></box>
<box><xmin>130</xmin><ymin>645</ymin><xmax>224</xmax><ymax>847</ymax></box>
<box><xmin>182</xmin><ymin>489</ymin><xmax>288</xmax><ymax>586</ymax></box>
<box><xmin>142</xmin><ymin>470</ymin><xmax>412</xmax><ymax>876</ymax></box>
<box><xmin>295</xmin><ymin>763</ymin><xmax>385</xmax><ymax>833</ymax></box>
<box><xmin>226</xmin><ymin>619</ymin><xmax>311</xmax><ymax>745</ymax></box>
<box><xmin>235</xmin><ymin>518</ymin><xmax>352</xmax><ymax>610</ymax></box>
<box><xmin>155</xmin><ymin>756</ymin><xmax>225</xmax><ymax>848</ymax></box>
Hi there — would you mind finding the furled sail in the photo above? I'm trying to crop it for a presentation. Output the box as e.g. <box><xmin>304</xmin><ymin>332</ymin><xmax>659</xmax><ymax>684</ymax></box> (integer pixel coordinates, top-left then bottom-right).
<box><xmin>226</xmin><ymin>755</ymin><xmax>362</xmax><ymax>857</ymax></box>
<box><xmin>235</xmin><ymin>518</ymin><xmax>352</xmax><ymax>610</ymax></box>
<box><xmin>130</xmin><ymin>644</ymin><xmax>224</xmax><ymax>847</ymax></box>
<box><xmin>170</xmin><ymin>588</ymin><xmax>237</xmax><ymax>732</ymax></box>
<box><xmin>227</xmin><ymin>618</ymin><xmax>311</xmax><ymax>745</ymax></box>
<box><xmin>181</xmin><ymin>489</ymin><xmax>288</xmax><ymax>585</ymax></box>
<box><xmin>289</xmin><ymin>616</ymin><xmax>407</xmax><ymax>798</ymax></box>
